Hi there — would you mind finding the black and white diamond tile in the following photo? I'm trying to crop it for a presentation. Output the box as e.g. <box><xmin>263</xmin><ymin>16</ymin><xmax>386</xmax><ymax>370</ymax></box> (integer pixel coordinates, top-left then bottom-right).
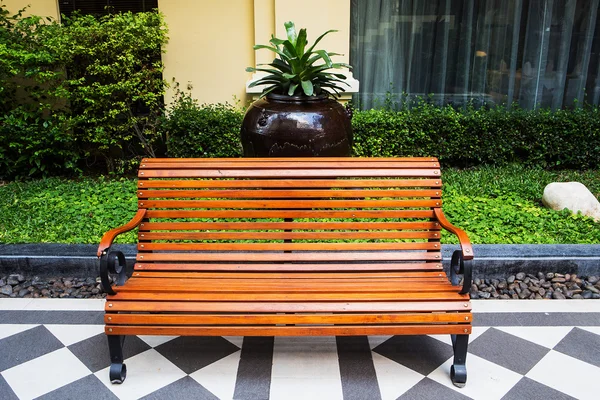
<box><xmin>468</xmin><ymin>328</ymin><xmax>550</xmax><ymax>375</ymax></box>
<box><xmin>1</xmin><ymin>300</ymin><xmax>600</xmax><ymax>400</ymax></box>
<box><xmin>154</xmin><ymin>336</ymin><xmax>240</xmax><ymax>374</ymax></box>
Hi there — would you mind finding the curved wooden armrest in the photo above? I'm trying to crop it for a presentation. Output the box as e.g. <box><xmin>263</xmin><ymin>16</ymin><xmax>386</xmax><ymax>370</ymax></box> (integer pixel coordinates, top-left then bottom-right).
<box><xmin>97</xmin><ymin>209</ymin><xmax>147</xmax><ymax>257</ymax></box>
<box><xmin>433</xmin><ymin>208</ymin><xmax>474</xmax><ymax>260</ymax></box>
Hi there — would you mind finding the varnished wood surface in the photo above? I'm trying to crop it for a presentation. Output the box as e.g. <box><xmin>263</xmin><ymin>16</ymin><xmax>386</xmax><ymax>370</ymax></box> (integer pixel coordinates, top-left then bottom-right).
<box><xmin>106</xmin><ymin>312</ymin><xmax>472</xmax><ymax>325</ymax></box>
<box><xmin>103</xmin><ymin>157</ymin><xmax>473</xmax><ymax>338</ymax></box>
<box><xmin>139</xmin><ymin>179</ymin><xmax>442</xmax><ymax>189</ymax></box>
<box><xmin>105</xmin><ymin>300</ymin><xmax>471</xmax><ymax>313</ymax></box>
<box><xmin>133</xmin><ymin>262</ymin><xmax>444</xmax><ymax>272</ymax></box>
<box><xmin>134</xmin><ymin>252</ymin><xmax>443</xmax><ymax>262</ymax></box>
<box><xmin>105</xmin><ymin>325</ymin><xmax>471</xmax><ymax>336</ymax></box>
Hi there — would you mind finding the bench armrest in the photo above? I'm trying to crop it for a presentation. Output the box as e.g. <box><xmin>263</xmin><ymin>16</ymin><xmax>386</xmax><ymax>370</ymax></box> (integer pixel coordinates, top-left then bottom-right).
<box><xmin>97</xmin><ymin>209</ymin><xmax>147</xmax><ymax>257</ymax></box>
<box><xmin>433</xmin><ymin>208</ymin><xmax>473</xmax><ymax>294</ymax></box>
<box><xmin>433</xmin><ymin>208</ymin><xmax>473</xmax><ymax>260</ymax></box>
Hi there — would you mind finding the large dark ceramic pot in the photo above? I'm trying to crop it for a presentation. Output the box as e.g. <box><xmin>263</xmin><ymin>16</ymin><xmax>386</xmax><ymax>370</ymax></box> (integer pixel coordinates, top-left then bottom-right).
<box><xmin>241</xmin><ymin>93</ymin><xmax>352</xmax><ymax>157</ymax></box>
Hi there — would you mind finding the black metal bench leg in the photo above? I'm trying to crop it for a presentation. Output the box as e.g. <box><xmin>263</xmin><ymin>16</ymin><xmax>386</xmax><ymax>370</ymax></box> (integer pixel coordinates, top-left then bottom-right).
<box><xmin>108</xmin><ymin>335</ymin><xmax>127</xmax><ymax>384</ymax></box>
<box><xmin>450</xmin><ymin>334</ymin><xmax>468</xmax><ymax>388</ymax></box>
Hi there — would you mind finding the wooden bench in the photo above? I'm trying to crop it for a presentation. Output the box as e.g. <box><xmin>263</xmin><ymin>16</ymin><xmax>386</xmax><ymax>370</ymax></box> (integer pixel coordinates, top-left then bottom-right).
<box><xmin>97</xmin><ymin>157</ymin><xmax>473</xmax><ymax>387</ymax></box>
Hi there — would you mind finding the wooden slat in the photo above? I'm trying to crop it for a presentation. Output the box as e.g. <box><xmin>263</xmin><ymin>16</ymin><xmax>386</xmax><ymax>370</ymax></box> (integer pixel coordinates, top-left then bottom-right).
<box><xmin>119</xmin><ymin>279</ymin><xmax>456</xmax><ymax>293</ymax></box>
<box><xmin>142</xmin><ymin>157</ymin><xmax>438</xmax><ymax>163</ymax></box>
<box><xmin>138</xmin><ymin>199</ymin><xmax>441</xmax><ymax>209</ymax></box>
<box><xmin>134</xmin><ymin>263</ymin><xmax>444</xmax><ymax>272</ymax></box>
<box><xmin>106</xmin><ymin>325</ymin><xmax>471</xmax><ymax>336</ymax></box>
<box><xmin>135</xmin><ymin>252</ymin><xmax>442</xmax><ymax>262</ymax></box>
<box><xmin>140</xmin><ymin>161</ymin><xmax>440</xmax><ymax>169</ymax></box>
<box><xmin>138</xmin><ymin>189</ymin><xmax>442</xmax><ymax>199</ymax></box>
<box><xmin>137</xmin><ymin>242</ymin><xmax>439</xmax><ymax>252</ymax></box>
<box><xmin>117</xmin><ymin>282</ymin><xmax>458</xmax><ymax>301</ymax></box>
<box><xmin>138</xmin><ymin>179</ymin><xmax>443</xmax><ymax>189</ymax></box>
<box><xmin>108</xmin><ymin>291</ymin><xmax>468</xmax><ymax>301</ymax></box>
<box><xmin>130</xmin><ymin>271</ymin><xmax>447</xmax><ymax>279</ymax></box>
<box><xmin>139</xmin><ymin>231</ymin><xmax>438</xmax><ymax>241</ymax></box>
<box><xmin>138</xmin><ymin>169</ymin><xmax>441</xmax><ymax>178</ymax></box>
<box><xmin>105</xmin><ymin>300</ymin><xmax>470</xmax><ymax>313</ymax></box>
<box><xmin>139</xmin><ymin>221</ymin><xmax>442</xmax><ymax>231</ymax></box>
<box><xmin>105</xmin><ymin>312</ymin><xmax>472</xmax><ymax>325</ymax></box>
<box><xmin>145</xmin><ymin>210</ymin><xmax>436</xmax><ymax>219</ymax></box>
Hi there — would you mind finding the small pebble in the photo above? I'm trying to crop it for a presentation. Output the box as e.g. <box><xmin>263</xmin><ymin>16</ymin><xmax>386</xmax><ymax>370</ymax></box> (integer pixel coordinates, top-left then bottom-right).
<box><xmin>1</xmin><ymin>285</ymin><xmax>13</xmax><ymax>295</ymax></box>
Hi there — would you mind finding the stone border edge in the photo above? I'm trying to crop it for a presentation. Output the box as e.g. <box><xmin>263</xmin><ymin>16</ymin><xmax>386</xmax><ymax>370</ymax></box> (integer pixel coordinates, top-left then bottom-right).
<box><xmin>0</xmin><ymin>244</ymin><xmax>599</xmax><ymax>279</ymax></box>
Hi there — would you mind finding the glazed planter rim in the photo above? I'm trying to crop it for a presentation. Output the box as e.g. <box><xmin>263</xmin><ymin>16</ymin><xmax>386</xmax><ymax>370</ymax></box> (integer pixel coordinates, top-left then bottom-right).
<box><xmin>266</xmin><ymin>93</ymin><xmax>332</xmax><ymax>103</ymax></box>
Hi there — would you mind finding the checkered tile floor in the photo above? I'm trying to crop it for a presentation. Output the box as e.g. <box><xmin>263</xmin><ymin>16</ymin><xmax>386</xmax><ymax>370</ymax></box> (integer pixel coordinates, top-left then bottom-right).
<box><xmin>1</xmin><ymin>299</ymin><xmax>599</xmax><ymax>400</ymax></box>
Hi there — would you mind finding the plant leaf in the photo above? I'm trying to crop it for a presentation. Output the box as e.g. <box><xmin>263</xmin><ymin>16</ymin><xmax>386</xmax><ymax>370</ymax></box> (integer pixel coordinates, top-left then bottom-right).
<box><xmin>301</xmin><ymin>80</ymin><xmax>314</xmax><ymax>96</ymax></box>
<box><xmin>284</xmin><ymin>21</ymin><xmax>297</xmax><ymax>46</ymax></box>
<box><xmin>296</xmin><ymin>28</ymin><xmax>307</xmax><ymax>57</ymax></box>
<box><xmin>315</xmin><ymin>50</ymin><xmax>332</xmax><ymax>67</ymax></box>
<box><xmin>260</xmin><ymin>84</ymin><xmax>280</xmax><ymax>98</ymax></box>
<box><xmin>253</xmin><ymin>44</ymin><xmax>289</xmax><ymax>60</ymax></box>
<box><xmin>246</xmin><ymin>67</ymin><xmax>284</xmax><ymax>75</ymax></box>
<box><xmin>305</xmin><ymin>29</ymin><xmax>338</xmax><ymax>54</ymax></box>
<box><xmin>269</xmin><ymin>36</ymin><xmax>287</xmax><ymax>46</ymax></box>
<box><xmin>288</xmin><ymin>83</ymin><xmax>299</xmax><ymax>96</ymax></box>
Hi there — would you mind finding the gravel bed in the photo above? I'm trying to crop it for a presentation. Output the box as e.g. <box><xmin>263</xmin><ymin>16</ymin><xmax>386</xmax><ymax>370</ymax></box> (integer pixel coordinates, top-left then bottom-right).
<box><xmin>0</xmin><ymin>275</ymin><xmax>106</xmax><ymax>299</ymax></box>
<box><xmin>470</xmin><ymin>272</ymin><xmax>600</xmax><ymax>300</ymax></box>
<box><xmin>1</xmin><ymin>272</ymin><xmax>600</xmax><ymax>300</ymax></box>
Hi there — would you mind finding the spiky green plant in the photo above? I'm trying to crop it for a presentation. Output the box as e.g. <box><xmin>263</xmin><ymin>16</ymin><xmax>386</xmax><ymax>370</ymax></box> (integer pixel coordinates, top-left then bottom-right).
<box><xmin>246</xmin><ymin>21</ymin><xmax>351</xmax><ymax>98</ymax></box>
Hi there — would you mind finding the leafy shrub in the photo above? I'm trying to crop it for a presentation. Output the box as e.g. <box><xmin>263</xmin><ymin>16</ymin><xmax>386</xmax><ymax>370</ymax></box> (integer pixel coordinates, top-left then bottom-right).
<box><xmin>0</xmin><ymin>2</ymin><xmax>168</xmax><ymax>178</ymax></box>
<box><xmin>0</xmin><ymin>4</ymin><xmax>79</xmax><ymax>179</ymax></box>
<box><xmin>0</xmin><ymin>109</ymin><xmax>78</xmax><ymax>177</ymax></box>
<box><xmin>51</xmin><ymin>11</ymin><xmax>168</xmax><ymax>173</ymax></box>
<box><xmin>352</xmin><ymin>102</ymin><xmax>600</xmax><ymax>169</ymax></box>
<box><xmin>164</xmin><ymin>91</ymin><xmax>243</xmax><ymax>158</ymax></box>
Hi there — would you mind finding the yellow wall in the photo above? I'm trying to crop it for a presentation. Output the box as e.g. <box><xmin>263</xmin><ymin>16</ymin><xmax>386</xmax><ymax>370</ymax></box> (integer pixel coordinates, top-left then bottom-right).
<box><xmin>3</xmin><ymin>0</ymin><xmax>59</xmax><ymax>20</ymax></box>
<box><xmin>159</xmin><ymin>0</ymin><xmax>256</xmax><ymax>106</ymax></box>
<box><xmin>2</xmin><ymin>0</ymin><xmax>355</xmax><ymax>105</ymax></box>
<box><xmin>274</xmin><ymin>0</ymin><xmax>350</xmax><ymax>64</ymax></box>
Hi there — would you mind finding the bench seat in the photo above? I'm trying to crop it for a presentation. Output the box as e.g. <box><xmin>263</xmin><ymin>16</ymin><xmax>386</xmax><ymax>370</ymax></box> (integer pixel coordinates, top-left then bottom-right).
<box><xmin>98</xmin><ymin>157</ymin><xmax>473</xmax><ymax>387</ymax></box>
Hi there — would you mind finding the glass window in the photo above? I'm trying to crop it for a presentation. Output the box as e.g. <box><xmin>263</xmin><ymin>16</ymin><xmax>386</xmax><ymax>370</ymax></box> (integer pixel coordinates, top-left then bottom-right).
<box><xmin>351</xmin><ymin>0</ymin><xmax>600</xmax><ymax>110</ymax></box>
<box><xmin>58</xmin><ymin>0</ymin><xmax>158</xmax><ymax>18</ymax></box>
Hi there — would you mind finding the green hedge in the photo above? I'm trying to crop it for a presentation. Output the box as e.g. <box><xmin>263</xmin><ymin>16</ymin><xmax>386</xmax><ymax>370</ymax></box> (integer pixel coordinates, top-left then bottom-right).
<box><xmin>161</xmin><ymin>99</ymin><xmax>600</xmax><ymax>169</ymax></box>
<box><xmin>352</xmin><ymin>103</ymin><xmax>600</xmax><ymax>169</ymax></box>
<box><xmin>163</xmin><ymin>92</ymin><xmax>242</xmax><ymax>158</ymax></box>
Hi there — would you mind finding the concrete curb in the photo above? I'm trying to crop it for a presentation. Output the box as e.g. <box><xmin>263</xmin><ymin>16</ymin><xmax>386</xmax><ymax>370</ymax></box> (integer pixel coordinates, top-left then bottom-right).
<box><xmin>1</xmin><ymin>244</ymin><xmax>599</xmax><ymax>279</ymax></box>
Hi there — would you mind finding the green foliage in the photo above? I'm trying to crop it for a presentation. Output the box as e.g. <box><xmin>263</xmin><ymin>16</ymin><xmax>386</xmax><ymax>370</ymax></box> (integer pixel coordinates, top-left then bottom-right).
<box><xmin>0</xmin><ymin>2</ymin><xmax>168</xmax><ymax>178</ymax></box>
<box><xmin>0</xmin><ymin>166</ymin><xmax>598</xmax><ymax>244</ymax></box>
<box><xmin>442</xmin><ymin>165</ymin><xmax>600</xmax><ymax>244</ymax></box>
<box><xmin>45</xmin><ymin>10</ymin><xmax>168</xmax><ymax>174</ymax></box>
<box><xmin>247</xmin><ymin>21</ymin><xmax>351</xmax><ymax>98</ymax></box>
<box><xmin>0</xmin><ymin>109</ymin><xmax>78</xmax><ymax>177</ymax></box>
<box><xmin>352</xmin><ymin>102</ymin><xmax>600</xmax><ymax>169</ymax></box>
<box><xmin>0</xmin><ymin>3</ymin><xmax>79</xmax><ymax>178</ymax></box>
<box><xmin>0</xmin><ymin>177</ymin><xmax>138</xmax><ymax>243</ymax></box>
<box><xmin>163</xmin><ymin>91</ymin><xmax>243</xmax><ymax>158</ymax></box>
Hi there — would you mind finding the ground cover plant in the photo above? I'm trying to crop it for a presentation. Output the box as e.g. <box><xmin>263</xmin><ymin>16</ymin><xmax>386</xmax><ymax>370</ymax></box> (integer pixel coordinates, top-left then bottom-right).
<box><xmin>1</xmin><ymin>165</ymin><xmax>598</xmax><ymax>245</ymax></box>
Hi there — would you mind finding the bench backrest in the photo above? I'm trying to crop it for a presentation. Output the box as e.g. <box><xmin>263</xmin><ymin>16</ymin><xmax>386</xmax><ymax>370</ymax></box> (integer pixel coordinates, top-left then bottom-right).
<box><xmin>135</xmin><ymin>158</ymin><xmax>444</xmax><ymax>273</ymax></box>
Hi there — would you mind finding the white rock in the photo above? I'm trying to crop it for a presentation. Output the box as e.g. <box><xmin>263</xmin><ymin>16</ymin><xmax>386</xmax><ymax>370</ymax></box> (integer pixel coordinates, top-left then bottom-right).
<box><xmin>542</xmin><ymin>182</ymin><xmax>600</xmax><ymax>222</ymax></box>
